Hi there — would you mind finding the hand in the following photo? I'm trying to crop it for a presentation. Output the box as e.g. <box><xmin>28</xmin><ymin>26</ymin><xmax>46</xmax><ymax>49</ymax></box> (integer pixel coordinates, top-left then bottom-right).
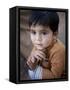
<box><xmin>31</xmin><ymin>50</ymin><xmax>47</xmax><ymax>63</ymax></box>
<box><xmin>27</xmin><ymin>55</ymin><xmax>37</xmax><ymax>70</ymax></box>
<box><xmin>27</xmin><ymin>50</ymin><xmax>47</xmax><ymax>70</ymax></box>
<box><xmin>41</xmin><ymin>60</ymin><xmax>51</xmax><ymax>69</ymax></box>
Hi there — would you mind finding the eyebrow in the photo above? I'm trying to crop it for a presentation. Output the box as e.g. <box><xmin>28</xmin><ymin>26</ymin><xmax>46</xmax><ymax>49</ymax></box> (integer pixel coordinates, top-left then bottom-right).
<box><xmin>30</xmin><ymin>29</ymin><xmax>49</xmax><ymax>32</ymax></box>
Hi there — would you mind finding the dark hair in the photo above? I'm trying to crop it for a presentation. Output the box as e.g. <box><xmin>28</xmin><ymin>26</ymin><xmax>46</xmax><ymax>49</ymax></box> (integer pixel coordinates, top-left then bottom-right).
<box><xmin>29</xmin><ymin>10</ymin><xmax>59</xmax><ymax>32</ymax></box>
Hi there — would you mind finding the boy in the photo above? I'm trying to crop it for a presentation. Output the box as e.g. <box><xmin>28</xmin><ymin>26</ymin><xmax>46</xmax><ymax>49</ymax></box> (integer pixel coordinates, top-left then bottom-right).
<box><xmin>27</xmin><ymin>11</ymin><xmax>65</xmax><ymax>79</ymax></box>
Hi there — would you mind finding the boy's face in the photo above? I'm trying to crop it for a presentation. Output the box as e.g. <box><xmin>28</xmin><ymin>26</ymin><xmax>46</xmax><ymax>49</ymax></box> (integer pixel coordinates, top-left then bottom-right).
<box><xmin>30</xmin><ymin>25</ymin><xmax>55</xmax><ymax>50</ymax></box>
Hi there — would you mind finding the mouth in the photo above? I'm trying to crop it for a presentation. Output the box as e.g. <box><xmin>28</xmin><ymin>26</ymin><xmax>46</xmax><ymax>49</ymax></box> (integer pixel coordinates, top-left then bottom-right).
<box><xmin>34</xmin><ymin>43</ymin><xmax>44</xmax><ymax>50</ymax></box>
<box><xmin>33</xmin><ymin>42</ymin><xmax>43</xmax><ymax>48</ymax></box>
<box><xmin>35</xmin><ymin>44</ymin><xmax>42</xmax><ymax>46</ymax></box>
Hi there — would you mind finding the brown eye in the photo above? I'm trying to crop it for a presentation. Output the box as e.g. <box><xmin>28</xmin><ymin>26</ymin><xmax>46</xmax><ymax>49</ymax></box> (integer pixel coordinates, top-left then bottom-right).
<box><xmin>42</xmin><ymin>32</ymin><xmax>47</xmax><ymax>35</ymax></box>
<box><xmin>31</xmin><ymin>31</ymin><xmax>36</xmax><ymax>35</ymax></box>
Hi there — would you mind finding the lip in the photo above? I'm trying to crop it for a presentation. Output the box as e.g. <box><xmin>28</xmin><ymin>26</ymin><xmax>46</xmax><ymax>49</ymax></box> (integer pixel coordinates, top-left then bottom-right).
<box><xmin>35</xmin><ymin>44</ymin><xmax>43</xmax><ymax>50</ymax></box>
<box><xmin>35</xmin><ymin>44</ymin><xmax>42</xmax><ymax>46</ymax></box>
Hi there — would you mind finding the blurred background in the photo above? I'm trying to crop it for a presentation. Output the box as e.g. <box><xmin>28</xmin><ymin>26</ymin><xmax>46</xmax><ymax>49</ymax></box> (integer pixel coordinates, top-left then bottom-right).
<box><xmin>20</xmin><ymin>10</ymin><xmax>66</xmax><ymax>80</ymax></box>
<box><xmin>20</xmin><ymin>10</ymin><xmax>66</xmax><ymax>59</ymax></box>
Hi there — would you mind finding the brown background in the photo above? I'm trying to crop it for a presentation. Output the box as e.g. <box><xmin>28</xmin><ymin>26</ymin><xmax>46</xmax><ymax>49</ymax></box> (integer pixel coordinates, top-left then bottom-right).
<box><xmin>20</xmin><ymin>10</ymin><xmax>66</xmax><ymax>59</ymax></box>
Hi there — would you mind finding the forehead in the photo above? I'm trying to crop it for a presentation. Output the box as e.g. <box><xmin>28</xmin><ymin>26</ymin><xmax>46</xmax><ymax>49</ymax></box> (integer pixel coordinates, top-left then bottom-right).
<box><xmin>30</xmin><ymin>25</ymin><xmax>50</xmax><ymax>32</ymax></box>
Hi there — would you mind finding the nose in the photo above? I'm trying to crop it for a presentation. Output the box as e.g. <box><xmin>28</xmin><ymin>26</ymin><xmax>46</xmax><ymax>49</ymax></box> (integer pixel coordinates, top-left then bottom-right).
<box><xmin>35</xmin><ymin>33</ymin><xmax>41</xmax><ymax>41</ymax></box>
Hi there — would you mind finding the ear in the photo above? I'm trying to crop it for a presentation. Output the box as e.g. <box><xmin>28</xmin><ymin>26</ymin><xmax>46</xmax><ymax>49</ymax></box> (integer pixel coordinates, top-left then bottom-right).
<box><xmin>53</xmin><ymin>32</ymin><xmax>58</xmax><ymax>36</ymax></box>
<box><xmin>53</xmin><ymin>32</ymin><xmax>58</xmax><ymax>41</ymax></box>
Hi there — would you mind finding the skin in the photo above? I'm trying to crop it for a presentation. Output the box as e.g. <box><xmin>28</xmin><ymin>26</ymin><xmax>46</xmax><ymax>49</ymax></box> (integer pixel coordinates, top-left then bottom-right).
<box><xmin>27</xmin><ymin>25</ymin><xmax>57</xmax><ymax>69</ymax></box>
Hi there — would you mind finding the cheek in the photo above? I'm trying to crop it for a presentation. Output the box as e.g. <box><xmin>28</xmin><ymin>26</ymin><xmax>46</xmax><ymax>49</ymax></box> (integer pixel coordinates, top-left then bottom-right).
<box><xmin>43</xmin><ymin>34</ymin><xmax>53</xmax><ymax>45</ymax></box>
<box><xmin>30</xmin><ymin>34</ymin><xmax>35</xmax><ymax>43</ymax></box>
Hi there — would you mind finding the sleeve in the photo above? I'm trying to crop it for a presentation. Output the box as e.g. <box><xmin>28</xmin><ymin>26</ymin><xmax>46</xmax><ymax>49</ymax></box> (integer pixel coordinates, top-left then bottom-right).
<box><xmin>42</xmin><ymin>47</ymin><xmax>65</xmax><ymax>79</ymax></box>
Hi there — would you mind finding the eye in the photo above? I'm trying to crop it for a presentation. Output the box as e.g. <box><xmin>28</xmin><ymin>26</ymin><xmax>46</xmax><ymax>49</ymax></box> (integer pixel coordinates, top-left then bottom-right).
<box><xmin>42</xmin><ymin>32</ymin><xmax>48</xmax><ymax>35</ymax></box>
<box><xmin>31</xmin><ymin>31</ymin><xmax>36</xmax><ymax>35</ymax></box>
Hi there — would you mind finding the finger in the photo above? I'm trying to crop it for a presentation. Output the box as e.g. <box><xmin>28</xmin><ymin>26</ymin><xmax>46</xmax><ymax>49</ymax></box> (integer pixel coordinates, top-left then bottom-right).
<box><xmin>27</xmin><ymin>59</ymin><xmax>34</xmax><ymax>69</ymax></box>
<box><xmin>31</xmin><ymin>56</ymin><xmax>36</xmax><ymax>63</ymax></box>
<box><xmin>34</xmin><ymin>55</ymin><xmax>42</xmax><ymax>62</ymax></box>
<box><xmin>27</xmin><ymin>60</ymin><xmax>32</xmax><ymax>68</ymax></box>
<box><xmin>31</xmin><ymin>51</ymin><xmax>42</xmax><ymax>62</ymax></box>
<box><xmin>32</xmin><ymin>50</ymin><xmax>46</xmax><ymax>59</ymax></box>
<box><xmin>36</xmin><ymin>50</ymin><xmax>46</xmax><ymax>58</ymax></box>
<box><xmin>31</xmin><ymin>50</ymin><xmax>47</xmax><ymax>61</ymax></box>
<box><xmin>35</xmin><ymin>51</ymin><xmax>47</xmax><ymax>61</ymax></box>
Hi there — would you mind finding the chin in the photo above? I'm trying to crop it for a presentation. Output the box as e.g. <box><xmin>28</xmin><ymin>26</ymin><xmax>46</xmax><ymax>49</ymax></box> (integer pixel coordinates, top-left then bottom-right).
<box><xmin>36</xmin><ymin>47</ymin><xmax>44</xmax><ymax>50</ymax></box>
